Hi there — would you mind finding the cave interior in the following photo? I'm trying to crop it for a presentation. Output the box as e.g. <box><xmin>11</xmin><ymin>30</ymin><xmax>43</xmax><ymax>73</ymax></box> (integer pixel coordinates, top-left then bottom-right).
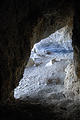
<box><xmin>0</xmin><ymin>0</ymin><xmax>80</xmax><ymax>120</ymax></box>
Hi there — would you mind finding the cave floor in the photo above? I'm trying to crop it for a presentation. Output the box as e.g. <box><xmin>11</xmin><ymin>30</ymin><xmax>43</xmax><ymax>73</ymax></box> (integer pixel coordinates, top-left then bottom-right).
<box><xmin>0</xmin><ymin>99</ymin><xmax>80</xmax><ymax>120</ymax></box>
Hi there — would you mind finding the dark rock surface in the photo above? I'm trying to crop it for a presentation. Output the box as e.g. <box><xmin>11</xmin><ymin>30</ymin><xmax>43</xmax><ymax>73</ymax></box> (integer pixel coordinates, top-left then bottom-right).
<box><xmin>0</xmin><ymin>100</ymin><xmax>80</xmax><ymax>120</ymax></box>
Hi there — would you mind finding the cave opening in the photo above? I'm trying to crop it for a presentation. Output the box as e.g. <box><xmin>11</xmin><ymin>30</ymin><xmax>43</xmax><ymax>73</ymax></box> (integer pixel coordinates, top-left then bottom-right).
<box><xmin>14</xmin><ymin>25</ymin><xmax>75</xmax><ymax>104</ymax></box>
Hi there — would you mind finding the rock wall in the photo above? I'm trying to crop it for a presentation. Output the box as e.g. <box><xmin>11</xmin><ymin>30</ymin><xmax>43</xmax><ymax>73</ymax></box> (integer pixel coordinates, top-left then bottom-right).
<box><xmin>71</xmin><ymin>1</ymin><xmax>80</xmax><ymax>98</ymax></box>
<box><xmin>0</xmin><ymin>0</ymin><xmax>73</xmax><ymax>102</ymax></box>
<box><xmin>63</xmin><ymin>0</ymin><xmax>80</xmax><ymax>98</ymax></box>
<box><xmin>72</xmin><ymin>2</ymin><xmax>80</xmax><ymax>79</ymax></box>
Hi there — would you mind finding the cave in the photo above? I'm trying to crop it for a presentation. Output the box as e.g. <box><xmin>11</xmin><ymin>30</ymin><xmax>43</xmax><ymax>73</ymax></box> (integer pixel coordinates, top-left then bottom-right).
<box><xmin>1</xmin><ymin>0</ymin><xmax>80</xmax><ymax>120</ymax></box>
<box><xmin>14</xmin><ymin>25</ymin><xmax>74</xmax><ymax>103</ymax></box>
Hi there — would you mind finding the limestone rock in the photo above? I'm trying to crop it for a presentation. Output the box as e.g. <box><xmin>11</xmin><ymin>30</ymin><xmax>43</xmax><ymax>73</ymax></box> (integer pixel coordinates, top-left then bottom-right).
<box><xmin>26</xmin><ymin>58</ymin><xmax>34</xmax><ymax>68</ymax></box>
<box><xmin>64</xmin><ymin>63</ymin><xmax>80</xmax><ymax>99</ymax></box>
<box><xmin>64</xmin><ymin>63</ymin><xmax>75</xmax><ymax>90</ymax></box>
<box><xmin>51</xmin><ymin>58</ymin><xmax>57</xmax><ymax>64</ymax></box>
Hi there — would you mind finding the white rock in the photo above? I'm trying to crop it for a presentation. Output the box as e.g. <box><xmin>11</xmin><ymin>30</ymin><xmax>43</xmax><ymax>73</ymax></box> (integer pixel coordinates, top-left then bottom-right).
<box><xmin>26</xmin><ymin>58</ymin><xmax>34</xmax><ymax>68</ymax></box>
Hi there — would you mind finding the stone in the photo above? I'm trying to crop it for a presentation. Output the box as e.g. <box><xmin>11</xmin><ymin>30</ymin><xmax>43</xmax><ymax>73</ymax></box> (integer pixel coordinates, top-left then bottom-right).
<box><xmin>26</xmin><ymin>58</ymin><xmax>34</xmax><ymax>68</ymax></box>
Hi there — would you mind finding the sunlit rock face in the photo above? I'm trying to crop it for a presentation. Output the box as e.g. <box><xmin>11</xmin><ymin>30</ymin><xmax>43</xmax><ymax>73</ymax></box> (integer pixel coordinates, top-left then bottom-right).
<box><xmin>64</xmin><ymin>64</ymin><xmax>77</xmax><ymax>98</ymax></box>
<box><xmin>14</xmin><ymin>26</ymin><xmax>75</xmax><ymax>104</ymax></box>
<box><xmin>64</xmin><ymin>63</ymin><xmax>80</xmax><ymax>100</ymax></box>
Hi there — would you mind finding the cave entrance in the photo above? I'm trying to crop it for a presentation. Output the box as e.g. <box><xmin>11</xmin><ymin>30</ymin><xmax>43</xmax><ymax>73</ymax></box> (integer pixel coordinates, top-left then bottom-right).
<box><xmin>14</xmin><ymin>25</ymin><xmax>74</xmax><ymax>104</ymax></box>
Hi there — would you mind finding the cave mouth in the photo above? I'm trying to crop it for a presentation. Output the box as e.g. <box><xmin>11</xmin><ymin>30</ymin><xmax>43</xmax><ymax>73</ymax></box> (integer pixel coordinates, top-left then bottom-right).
<box><xmin>14</xmin><ymin>25</ymin><xmax>74</xmax><ymax>104</ymax></box>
